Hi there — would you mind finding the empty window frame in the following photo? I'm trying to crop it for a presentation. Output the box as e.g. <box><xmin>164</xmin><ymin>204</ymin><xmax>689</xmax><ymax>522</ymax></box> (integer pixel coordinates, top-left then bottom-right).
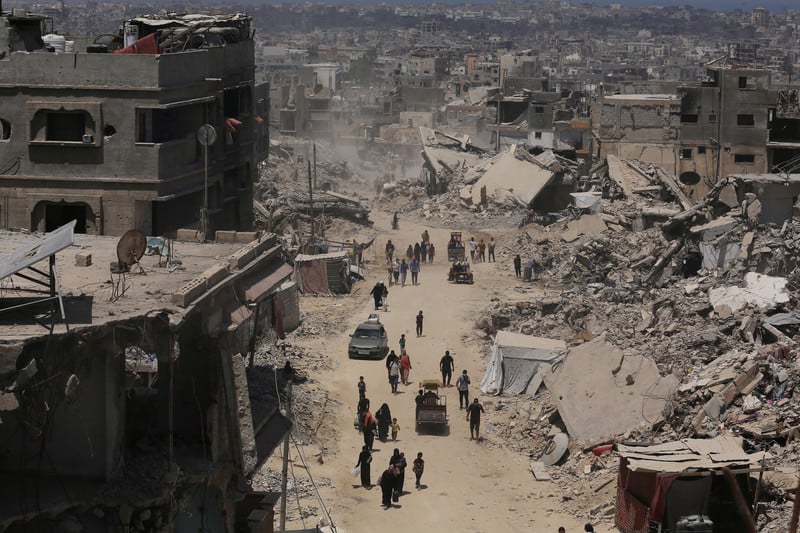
<box><xmin>681</xmin><ymin>114</ymin><xmax>698</xmax><ymax>124</ymax></box>
<box><xmin>679</xmin><ymin>148</ymin><xmax>693</xmax><ymax>159</ymax></box>
<box><xmin>0</xmin><ymin>118</ymin><xmax>10</xmax><ymax>140</ymax></box>
<box><xmin>534</xmin><ymin>132</ymin><xmax>542</xmax><ymax>139</ymax></box>
<box><xmin>734</xmin><ymin>154</ymin><xmax>756</xmax><ymax>164</ymax></box>
<box><xmin>534</xmin><ymin>106</ymin><xmax>545</xmax><ymax>114</ymax></box>
<box><xmin>29</xmin><ymin>107</ymin><xmax>97</xmax><ymax>145</ymax></box>
<box><xmin>697</xmin><ymin>146</ymin><xmax>706</xmax><ymax>154</ymax></box>
<box><xmin>737</xmin><ymin>114</ymin><xmax>755</xmax><ymax>127</ymax></box>
<box><xmin>708</xmin><ymin>114</ymin><xmax>717</xmax><ymax>123</ymax></box>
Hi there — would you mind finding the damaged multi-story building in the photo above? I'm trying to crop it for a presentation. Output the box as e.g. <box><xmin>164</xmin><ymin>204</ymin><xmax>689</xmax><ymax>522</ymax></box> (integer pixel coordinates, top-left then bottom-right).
<box><xmin>0</xmin><ymin>10</ymin><xmax>269</xmax><ymax>236</ymax></box>
<box><xmin>0</xmin><ymin>224</ymin><xmax>299</xmax><ymax>532</ymax></box>
<box><xmin>596</xmin><ymin>61</ymin><xmax>800</xmax><ymax>200</ymax></box>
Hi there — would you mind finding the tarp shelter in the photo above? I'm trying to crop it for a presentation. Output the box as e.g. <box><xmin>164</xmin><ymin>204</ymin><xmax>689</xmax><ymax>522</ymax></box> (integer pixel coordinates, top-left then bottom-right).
<box><xmin>615</xmin><ymin>436</ymin><xmax>765</xmax><ymax>533</ymax></box>
<box><xmin>480</xmin><ymin>331</ymin><xmax>566</xmax><ymax>395</ymax></box>
<box><xmin>293</xmin><ymin>251</ymin><xmax>351</xmax><ymax>295</ymax></box>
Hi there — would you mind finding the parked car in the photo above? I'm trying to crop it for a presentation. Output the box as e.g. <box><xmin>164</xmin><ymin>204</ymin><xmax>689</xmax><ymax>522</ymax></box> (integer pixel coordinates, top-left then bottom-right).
<box><xmin>348</xmin><ymin>317</ymin><xmax>389</xmax><ymax>359</ymax></box>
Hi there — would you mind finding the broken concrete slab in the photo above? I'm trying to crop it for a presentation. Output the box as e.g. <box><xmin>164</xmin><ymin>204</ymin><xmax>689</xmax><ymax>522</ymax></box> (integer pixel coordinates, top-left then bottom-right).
<box><xmin>689</xmin><ymin>216</ymin><xmax>737</xmax><ymax>241</ymax></box>
<box><xmin>562</xmin><ymin>214</ymin><xmax>607</xmax><ymax>243</ymax></box>
<box><xmin>708</xmin><ymin>273</ymin><xmax>790</xmax><ymax>313</ymax></box>
<box><xmin>467</xmin><ymin>145</ymin><xmax>555</xmax><ymax>206</ymax></box>
<box><xmin>606</xmin><ymin>155</ymin><xmax>652</xmax><ymax>197</ymax></box>
<box><xmin>543</xmin><ymin>335</ymin><xmax>679</xmax><ymax>442</ymax></box>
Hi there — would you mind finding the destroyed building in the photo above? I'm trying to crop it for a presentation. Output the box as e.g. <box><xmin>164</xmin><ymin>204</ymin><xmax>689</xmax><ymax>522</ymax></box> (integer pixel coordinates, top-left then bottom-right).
<box><xmin>597</xmin><ymin>64</ymin><xmax>800</xmax><ymax>201</ymax></box>
<box><xmin>0</xmin><ymin>225</ymin><xmax>298</xmax><ymax>532</ymax></box>
<box><xmin>0</xmin><ymin>11</ymin><xmax>269</xmax><ymax>236</ymax></box>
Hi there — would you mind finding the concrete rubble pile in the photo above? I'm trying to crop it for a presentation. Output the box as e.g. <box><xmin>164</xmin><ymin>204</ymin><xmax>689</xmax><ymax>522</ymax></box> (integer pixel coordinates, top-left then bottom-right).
<box><xmin>247</xmin><ymin>338</ymin><xmax>338</xmax><ymax>521</ymax></box>
<box><xmin>256</xmin><ymin>135</ymin><xmax>373</xmax><ymax>242</ymax></box>
<box><xmin>379</xmin><ymin>127</ymin><xmax>581</xmax><ymax>230</ymax></box>
<box><xmin>469</xmin><ymin>163</ymin><xmax>800</xmax><ymax>530</ymax></box>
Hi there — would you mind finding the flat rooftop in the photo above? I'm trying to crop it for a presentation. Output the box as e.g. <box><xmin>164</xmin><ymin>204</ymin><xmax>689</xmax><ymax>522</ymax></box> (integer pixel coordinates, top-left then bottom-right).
<box><xmin>604</xmin><ymin>94</ymin><xmax>680</xmax><ymax>104</ymax></box>
<box><xmin>0</xmin><ymin>231</ymin><xmax>242</xmax><ymax>341</ymax></box>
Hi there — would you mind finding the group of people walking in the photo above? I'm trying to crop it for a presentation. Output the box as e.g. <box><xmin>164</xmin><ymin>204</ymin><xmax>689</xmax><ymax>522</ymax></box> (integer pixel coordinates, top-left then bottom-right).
<box><xmin>353</xmin><ymin>223</ymin><xmax>496</xmax><ymax>511</ymax></box>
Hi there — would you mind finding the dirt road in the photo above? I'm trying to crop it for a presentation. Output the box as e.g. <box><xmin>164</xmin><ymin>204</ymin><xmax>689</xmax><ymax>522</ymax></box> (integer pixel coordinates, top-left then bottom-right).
<box><xmin>285</xmin><ymin>216</ymin><xmax>589</xmax><ymax>533</ymax></box>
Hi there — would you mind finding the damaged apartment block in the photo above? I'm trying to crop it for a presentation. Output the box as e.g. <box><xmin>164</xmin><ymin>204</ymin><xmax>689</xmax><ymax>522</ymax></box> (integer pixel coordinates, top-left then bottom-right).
<box><xmin>0</xmin><ymin>10</ymin><xmax>269</xmax><ymax>237</ymax></box>
<box><xmin>0</xmin><ymin>222</ymin><xmax>300</xmax><ymax>531</ymax></box>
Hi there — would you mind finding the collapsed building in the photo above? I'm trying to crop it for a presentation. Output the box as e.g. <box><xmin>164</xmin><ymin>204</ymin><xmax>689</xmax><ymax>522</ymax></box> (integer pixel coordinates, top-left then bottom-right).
<box><xmin>0</xmin><ymin>11</ymin><xmax>269</xmax><ymax>236</ymax></box>
<box><xmin>0</xmin><ymin>224</ymin><xmax>299</xmax><ymax>532</ymax></box>
<box><xmin>597</xmin><ymin>63</ymin><xmax>800</xmax><ymax>201</ymax></box>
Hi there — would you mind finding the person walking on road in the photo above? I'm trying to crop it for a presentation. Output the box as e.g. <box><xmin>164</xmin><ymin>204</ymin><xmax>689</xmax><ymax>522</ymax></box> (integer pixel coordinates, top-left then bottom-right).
<box><xmin>386</xmin><ymin>350</ymin><xmax>398</xmax><ymax>379</ymax></box>
<box><xmin>357</xmin><ymin>396</ymin><xmax>370</xmax><ymax>432</ymax></box>
<box><xmin>357</xmin><ymin>376</ymin><xmax>366</xmax><ymax>400</ymax></box>
<box><xmin>355</xmin><ymin>445</ymin><xmax>373</xmax><ymax>488</ymax></box>
<box><xmin>477</xmin><ymin>239</ymin><xmax>486</xmax><ymax>262</ymax></box>
<box><xmin>399</xmin><ymin>350</ymin><xmax>412</xmax><ymax>385</ymax></box>
<box><xmin>388</xmin><ymin>359</ymin><xmax>400</xmax><ymax>394</ymax></box>
<box><xmin>456</xmin><ymin>369</ymin><xmax>470</xmax><ymax>409</ymax></box>
<box><xmin>466</xmin><ymin>398</ymin><xmax>485</xmax><ymax>440</ymax></box>
<box><xmin>469</xmin><ymin>237</ymin><xmax>477</xmax><ymax>261</ymax></box>
<box><xmin>440</xmin><ymin>350</ymin><xmax>455</xmax><ymax>387</ymax></box>
<box><xmin>399</xmin><ymin>334</ymin><xmax>406</xmax><ymax>352</ymax></box>
<box><xmin>400</xmin><ymin>259</ymin><xmax>408</xmax><ymax>286</ymax></box>
<box><xmin>379</xmin><ymin>466</ymin><xmax>400</xmax><ymax>509</ymax></box>
<box><xmin>370</xmin><ymin>281</ymin><xmax>384</xmax><ymax>310</ymax></box>
<box><xmin>415</xmin><ymin>310</ymin><xmax>424</xmax><ymax>337</ymax></box>
<box><xmin>410</xmin><ymin>256</ymin><xmax>420</xmax><ymax>285</ymax></box>
<box><xmin>376</xmin><ymin>403</ymin><xmax>392</xmax><ymax>442</ymax></box>
<box><xmin>385</xmin><ymin>240</ymin><xmax>395</xmax><ymax>263</ymax></box>
<box><xmin>488</xmin><ymin>237</ymin><xmax>496</xmax><ymax>262</ymax></box>
<box><xmin>428</xmin><ymin>243</ymin><xmax>435</xmax><ymax>264</ymax></box>
<box><xmin>514</xmin><ymin>254</ymin><xmax>522</xmax><ymax>277</ymax></box>
<box><xmin>363</xmin><ymin>409</ymin><xmax>377</xmax><ymax>450</ymax></box>
<box><xmin>405</xmin><ymin>245</ymin><xmax>413</xmax><ymax>261</ymax></box>
<box><xmin>412</xmin><ymin>452</ymin><xmax>425</xmax><ymax>488</ymax></box>
<box><xmin>392</xmin><ymin>258</ymin><xmax>400</xmax><ymax>285</ymax></box>
<box><xmin>396</xmin><ymin>452</ymin><xmax>408</xmax><ymax>494</ymax></box>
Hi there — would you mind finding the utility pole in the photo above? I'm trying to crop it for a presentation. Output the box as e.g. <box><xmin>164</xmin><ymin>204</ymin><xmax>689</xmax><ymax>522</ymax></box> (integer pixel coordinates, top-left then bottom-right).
<box><xmin>313</xmin><ymin>143</ymin><xmax>317</xmax><ymax>189</ymax></box>
<box><xmin>279</xmin><ymin>381</ymin><xmax>292</xmax><ymax>532</ymax></box>
<box><xmin>307</xmin><ymin>160</ymin><xmax>314</xmax><ymax>243</ymax></box>
<box><xmin>197</xmin><ymin>125</ymin><xmax>217</xmax><ymax>241</ymax></box>
<box><xmin>495</xmin><ymin>94</ymin><xmax>501</xmax><ymax>152</ymax></box>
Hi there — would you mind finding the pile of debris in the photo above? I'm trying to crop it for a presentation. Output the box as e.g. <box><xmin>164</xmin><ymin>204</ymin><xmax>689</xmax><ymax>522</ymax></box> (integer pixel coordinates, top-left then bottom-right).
<box><xmin>256</xmin><ymin>136</ymin><xmax>374</xmax><ymax>243</ymax></box>
<box><xmin>378</xmin><ymin>127</ymin><xmax>582</xmax><ymax>230</ymax></box>
<box><xmin>469</xmin><ymin>168</ymin><xmax>800</xmax><ymax>530</ymax></box>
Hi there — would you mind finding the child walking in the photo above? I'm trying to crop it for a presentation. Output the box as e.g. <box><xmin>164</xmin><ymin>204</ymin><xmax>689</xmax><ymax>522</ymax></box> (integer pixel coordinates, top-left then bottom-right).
<box><xmin>391</xmin><ymin>418</ymin><xmax>400</xmax><ymax>441</ymax></box>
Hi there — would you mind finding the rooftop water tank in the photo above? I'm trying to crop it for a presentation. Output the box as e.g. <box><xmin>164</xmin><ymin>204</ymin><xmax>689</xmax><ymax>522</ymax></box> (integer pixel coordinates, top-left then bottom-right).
<box><xmin>42</xmin><ymin>34</ymin><xmax>66</xmax><ymax>53</ymax></box>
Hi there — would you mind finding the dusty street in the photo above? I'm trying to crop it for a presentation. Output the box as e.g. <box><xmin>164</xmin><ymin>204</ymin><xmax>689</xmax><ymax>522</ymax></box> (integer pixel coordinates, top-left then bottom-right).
<box><xmin>279</xmin><ymin>214</ymin><xmax>590</xmax><ymax>533</ymax></box>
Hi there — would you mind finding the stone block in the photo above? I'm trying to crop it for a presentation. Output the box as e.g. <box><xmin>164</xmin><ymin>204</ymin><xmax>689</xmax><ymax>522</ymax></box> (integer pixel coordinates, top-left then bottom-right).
<box><xmin>215</xmin><ymin>230</ymin><xmax>237</xmax><ymax>243</ymax></box>
<box><xmin>234</xmin><ymin>231</ymin><xmax>259</xmax><ymax>243</ymax></box>
<box><xmin>75</xmin><ymin>252</ymin><xmax>92</xmax><ymax>267</ymax></box>
<box><xmin>172</xmin><ymin>277</ymin><xmax>207</xmax><ymax>307</ymax></box>
<box><xmin>176</xmin><ymin>228</ymin><xmax>202</xmax><ymax>241</ymax></box>
<box><xmin>203</xmin><ymin>263</ymin><xmax>230</xmax><ymax>288</ymax></box>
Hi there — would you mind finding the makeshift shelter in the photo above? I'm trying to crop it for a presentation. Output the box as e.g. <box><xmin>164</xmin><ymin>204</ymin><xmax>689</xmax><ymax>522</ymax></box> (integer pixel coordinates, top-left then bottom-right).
<box><xmin>615</xmin><ymin>436</ymin><xmax>765</xmax><ymax>533</ymax></box>
<box><xmin>293</xmin><ymin>251</ymin><xmax>351</xmax><ymax>295</ymax></box>
<box><xmin>479</xmin><ymin>331</ymin><xmax>566</xmax><ymax>395</ymax></box>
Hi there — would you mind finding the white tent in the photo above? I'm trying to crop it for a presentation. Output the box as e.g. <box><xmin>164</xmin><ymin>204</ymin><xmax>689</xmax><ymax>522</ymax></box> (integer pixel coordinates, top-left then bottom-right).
<box><xmin>479</xmin><ymin>331</ymin><xmax>566</xmax><ymax>395</ymax></box>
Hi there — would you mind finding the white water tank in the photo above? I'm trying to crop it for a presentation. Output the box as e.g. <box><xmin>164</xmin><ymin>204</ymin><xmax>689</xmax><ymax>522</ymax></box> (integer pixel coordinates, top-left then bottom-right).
<box><xmin>64</xmin><ymin>40</ymin><xmax>75</xmax><ymax>53</ymax></box>
<box><xmin>43</xmin><ymin>34</ymin><xmax>66</xmax><ymax>53</ymax></box>
<box><xmin>123</xmin><ymin>23</ymin><xmax>139</xmax><ymax>48</ymax></box>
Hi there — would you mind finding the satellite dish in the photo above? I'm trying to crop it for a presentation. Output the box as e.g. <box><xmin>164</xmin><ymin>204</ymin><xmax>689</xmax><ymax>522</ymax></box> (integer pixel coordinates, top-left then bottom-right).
<box><xmin>541</xmin><ymin>432</ymin><xmax>569</xmax><ymax>466</ymax></box>
<box><xmin>117</xmin><ymin>229</ymin><xmax>147</xmax><ymax>269</ymax></box>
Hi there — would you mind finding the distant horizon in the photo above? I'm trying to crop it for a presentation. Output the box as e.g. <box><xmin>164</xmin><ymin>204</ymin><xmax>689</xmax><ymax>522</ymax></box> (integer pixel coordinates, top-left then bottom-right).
<box><xmin>233</xmin><ymin>0</ymin><xmax>794</xmax><ymax>13</ymax></box>
<box><xmin>2</xmin><ymin>0</ymin><xmax>795</xmax><ymax>13</ymax></box>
